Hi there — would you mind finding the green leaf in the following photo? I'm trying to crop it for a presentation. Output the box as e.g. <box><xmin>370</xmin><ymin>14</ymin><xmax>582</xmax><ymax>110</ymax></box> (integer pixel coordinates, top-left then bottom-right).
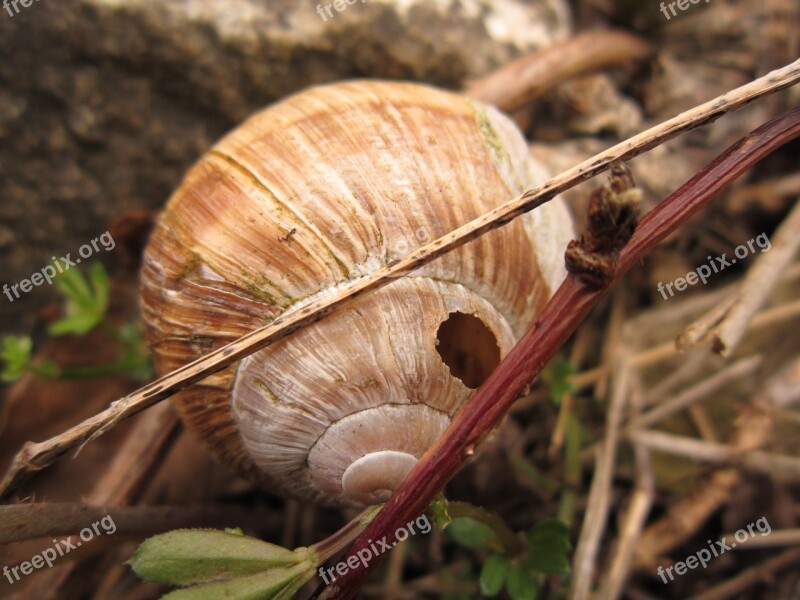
<box><xmin>0</xmin><ymin>335</ymin><xmax>32</xmax><ymax>381</ymax></box>
<box><xmin>526</xmin><ymin>518</ymin><xmax>571</xmax><ymax>575</ymax></box>
<box><xmin>446</xmin><ymin>517</ymin><xmax>498</xmax><ymax>552</ymax></box>
<box><xmin>129</xmin><ymin>529</ymin><xmax>315</xmax><ymax>586</ymax></box>
<box><xmin>541</xmin><ymin>357</ymin><xmax>576</xmax><ymax>406</ymax></box>
<box><xmin>160</xmin><ymin>562</ymin><xmax>314</xmax><ymax>600</ymax></box>
<box><xmin>479</xmin><ymin>554</ymin><xmax>508</xmax><ymax>597</ymax></box>
<box><xmin>506</xmin><ymin>563</ymin><xmax>538</xmax><ymax>600</ymax></box>
<box><xmin>48</xmin><ymin>262</ymin><xmax>110</xmax><ymax>336</ymax></box>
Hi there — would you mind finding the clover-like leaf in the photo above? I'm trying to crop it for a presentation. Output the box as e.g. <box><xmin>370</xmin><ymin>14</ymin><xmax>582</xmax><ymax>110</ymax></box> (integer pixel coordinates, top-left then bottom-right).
<box><xmin>48</xmin><ymin>262</ymin><xmax>110</xmax><ymax>336</ymax></box>
<box><xmin>525</xmin><ymin>518</ymin><xmax>571</xmax><ymax>575</ymax></box>
<box><xmin>506</xmin><ymin>563</ymin><xmax>538</xmax><ymax>600</ymax></box>
<box><xmin>446</xmin><ymin>517</ymin><xmax>500</xmax><ymax>552</ymax></box>
<box><xmin>479</xmin><ymin>554</ymin><xmax>509</xmax><ymax>597</ymax></box>
<box><xmin>0</xmin><ymin>335</ymin><xmax>61</xmax><ymax>381</ymax></box>
<box><xmin>1</xmin><ymin>335</ymin><xmax>32</xmax><ymax>382</ymax></box>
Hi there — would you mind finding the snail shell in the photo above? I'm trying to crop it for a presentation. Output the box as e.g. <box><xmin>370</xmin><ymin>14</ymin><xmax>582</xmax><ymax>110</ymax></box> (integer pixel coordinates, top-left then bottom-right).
<box><xmin>140</xmin><ymin>80</ymin><xmax>573</xmax><ymax>507</ymax></box>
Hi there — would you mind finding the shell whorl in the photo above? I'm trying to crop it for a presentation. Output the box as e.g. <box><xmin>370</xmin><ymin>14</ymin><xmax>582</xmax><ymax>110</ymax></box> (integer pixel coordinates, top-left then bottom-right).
<box><xmin>140</xmin><ymin>80</ymin><xmax>573</xmax><ymax>507</ymax></box>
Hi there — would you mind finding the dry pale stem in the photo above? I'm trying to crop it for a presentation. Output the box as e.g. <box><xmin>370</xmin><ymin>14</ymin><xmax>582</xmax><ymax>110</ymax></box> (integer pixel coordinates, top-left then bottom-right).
<box><xmin>596</xmin><ymin>444</ymin><xmax>655</xmax><ymax>600</ymax></box>
<box><xmin>727</xmin><ymin>172</ymin><xmax>800</xmax><ymax>214</ymax></box>
<box><xmin>678</xmin><ymin>198</ymin><xmax>800</xmax><ymax>354</ymax></box>
<box><xmin>629</xmin><ymin>431</ymin><xmax>800</xmax><ymax>482</ymax></box>
<box><xmin>573</xmin><ymin>283</ymin><xmax>800</xmax><ymax>394</ymax></box>
<box><xmin>0</xmin><ymin>503</ymin><xmax>270</xmax><ymax>544</ymax></box>
<box><xmin>569</xmin><ymin>350</ymin><xmax>633</xmax><ymax>600</ymax></box>
<box><xmin>632</xmin><ymin>356</ymin><xmax>800</xmax><ymax>568</ymax></box>
<box><xmin>9</xmin><ymin>402</ymin><xmax>183</xmax><ymax>599</ymax></box>
<box><xmin>685</xmin><ymin>548</ymin><xmax>800</xmax><ymax>600</ymax></box>
<box><xmin>627</xmin><ymin>354</ymin><xmax>762</xmax><ymax>431</ymax></box>
<box><xmin>465</xmin><ymin>29</ymin><xmax>654</xmax><ymax>112</ymax></box>
<box><xmin>710</xmin><ymin>198</ymin><xmax>800</xmax><ymax>354</ymax></box>
<box><xmin>719</xmin><ymin>528</ymin><xmax>800</xmax><ymax>547</ymax></box>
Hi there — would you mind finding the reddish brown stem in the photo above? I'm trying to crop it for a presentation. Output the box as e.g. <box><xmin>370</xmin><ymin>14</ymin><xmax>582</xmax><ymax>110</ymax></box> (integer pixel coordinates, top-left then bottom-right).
<box><xmin>313</xmin><ymin>107</ymin><xmax>800</xmax><ymax>599</ymax></box>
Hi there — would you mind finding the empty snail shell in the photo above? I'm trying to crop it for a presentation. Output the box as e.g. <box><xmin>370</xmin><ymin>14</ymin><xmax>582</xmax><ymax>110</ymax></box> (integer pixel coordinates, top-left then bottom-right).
<box><xmin>140</xmin><ymin>80</ymin><xmax>573</xmax><ymax>507</ymax></box>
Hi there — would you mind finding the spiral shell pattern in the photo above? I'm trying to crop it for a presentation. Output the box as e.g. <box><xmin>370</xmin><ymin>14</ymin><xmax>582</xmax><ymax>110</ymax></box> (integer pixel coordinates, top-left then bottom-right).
<box><xmin>140</xmin><ymin>80</ymin><xmax>573</xmax><ymax>506</ymax></box>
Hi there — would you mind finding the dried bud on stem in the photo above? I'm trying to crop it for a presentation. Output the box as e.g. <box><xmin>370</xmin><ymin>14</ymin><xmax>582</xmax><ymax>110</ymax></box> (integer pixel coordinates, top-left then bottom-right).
<box><xmin>565</xmin><ymin>162</ymin><xmax>642</xmax><ymax>289</ymax></box>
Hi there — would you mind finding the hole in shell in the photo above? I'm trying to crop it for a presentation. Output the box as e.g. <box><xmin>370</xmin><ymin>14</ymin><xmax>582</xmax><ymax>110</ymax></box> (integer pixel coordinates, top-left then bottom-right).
<box><xmin>435</xmin><ymin>311</ymin><xmax>501</xmax><ymax>389</ymax></box>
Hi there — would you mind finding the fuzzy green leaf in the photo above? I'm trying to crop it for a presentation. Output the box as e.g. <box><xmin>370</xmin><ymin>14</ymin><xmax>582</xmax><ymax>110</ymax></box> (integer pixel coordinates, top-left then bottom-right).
<box><xmin>479</xmin><ymin>554</ymin><xmax>509</xmax><ymax>597</ymax></box>
<box><xmin>159</xmin><ymin>563</ymin><xmax>314</xmax><ymax>600</ymax></box>
<box><xmin>129</xmin><ymin>529</ymin><xmax>315</xmax><ymax>586</ymax></box>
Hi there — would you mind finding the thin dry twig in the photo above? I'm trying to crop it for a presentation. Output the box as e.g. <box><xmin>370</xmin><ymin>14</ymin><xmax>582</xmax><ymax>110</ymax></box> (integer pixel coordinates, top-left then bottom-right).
<box><xmin>720</xmin><ymin>528</ymin><xmax>800</xmax><ymax>548</ymax></box>
<box><xmin>676</xmin><ymin>296</ymin><xmax>738</xmax><ymax>351</ymax></box>
<box><xmin>0</xmin><ymin>502</ymin><xmax>271</xmax><ymax>544</ymax></box>
<box><xmin>685</xmin><ymin>549</ymin><xmax>800</xmax><ymax>600</ymax></box>
<box><xmin>711</xmin><ymin>199</ymin><xmax>800</xmax><ymax>354</ymax></box>
<box><xmin>569</xmin><ymin>350</ymin><xmax>632</xmax><ymax>600</ymax></box>
<box><xmin>9</xmin><ymin>402</ymin><xmax>183</xmax><ymax>598</ymax></box>
<box><xmin>678</xmin><ymin>198</ymin><xmax>800</xmax><ymax>354</ymax></box>
<box><xmin>573</xmin><ymin>291</ymin><xmax>800</xmax><ymax>393</ymax></box>
<box><xmin>2</xmin><ymin>59</ymin><xmax>798</xmax><ymax>501</ymax></box>
<box><xmin>596</xmin><ymin>445</ymin><xmax>655</xmax><ymax>600</ymax></box>
<box><xmin>465</xmin><ymin>29</ymin><xmax>654</xmax><ymax>112</ymax></box>
<box><xmin>628</xmin><ymin>354</ymin><xmax>763</xmax><ymax>431</ymax></box>
<box><xmin>629</xmin><ymin>431</ymin><xmax>800</xmax><ymax>482</ymax></box>
<box><xmin>87</xmin><ymin>401</ymin><xmax>181</xmax><ymax>506</ymax></box>
<box><xmin>632</xmin><ymin>356</ymin><xmax>800</xmax><ymax>568</ymax></box>
<box><xmin>594</xmin><ymin>352</ymin><xmax>652</xmax><ymax>600</ymax></box>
